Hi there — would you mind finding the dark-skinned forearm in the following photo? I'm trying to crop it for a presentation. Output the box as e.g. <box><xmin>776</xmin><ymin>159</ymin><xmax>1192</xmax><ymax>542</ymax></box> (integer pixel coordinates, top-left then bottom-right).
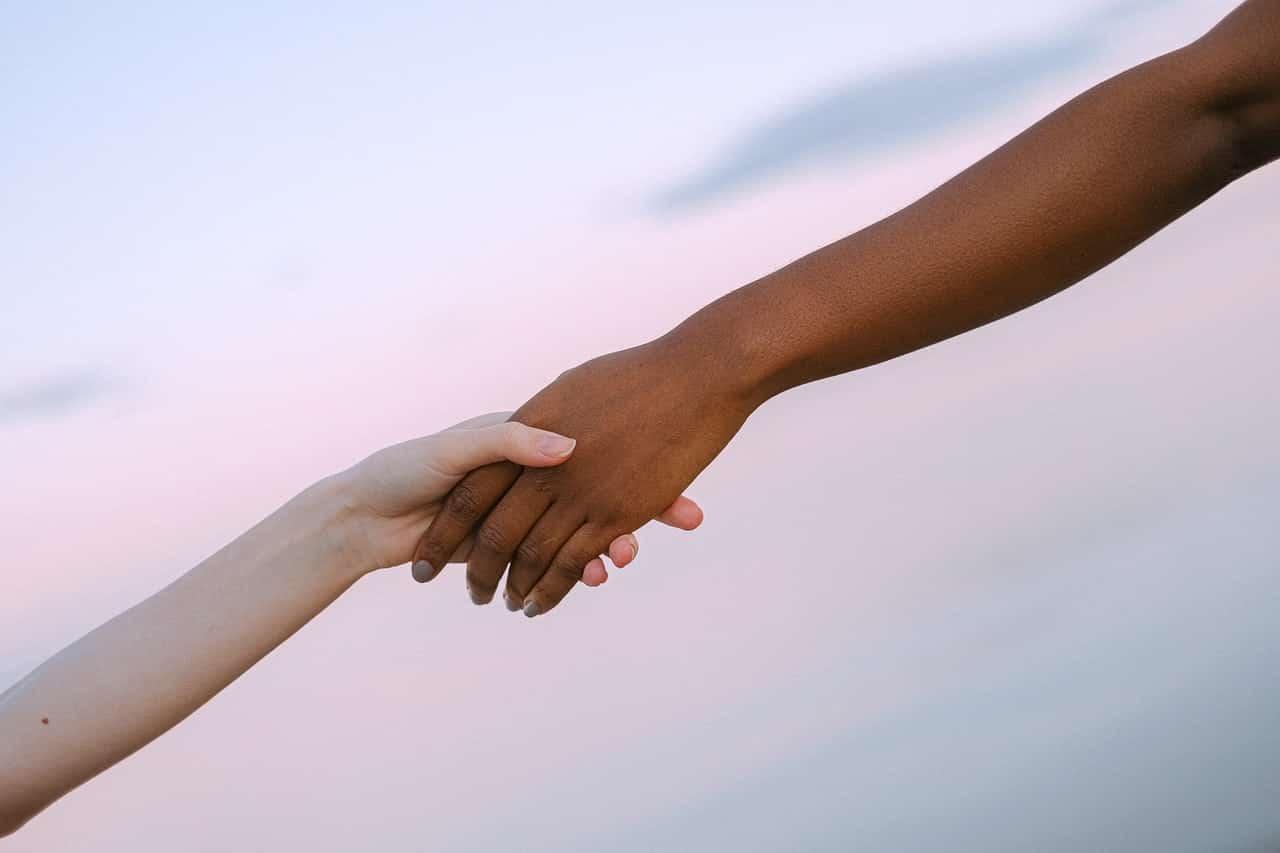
<box><xmin>409</xmin><ymin>1</ymin><xmax>1277</xmax><ymax>618</ymax></box>
<box><xmin>664</xmin><ymin>1</ymin><xmax>1280</xmax><ymax>409</ymax></box>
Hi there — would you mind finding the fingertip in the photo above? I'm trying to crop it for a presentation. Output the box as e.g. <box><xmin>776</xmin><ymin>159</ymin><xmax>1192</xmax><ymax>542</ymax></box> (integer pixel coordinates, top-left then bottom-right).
<box><xmin>608</xmin><ymin>534</ymin><xmax>639</xmax><ymax>568</ymax></box>
<box><xmin>582</xmin><ymin>557</ymin><xmax>607</xmax><ymax>586</ymax></box>
<box><xmin>508</xmin><ymin>422</ymin><xmax>576</xmax><ymax>466</ymax></box>
<box><xmin>659</xmin><ymin>495</ymin><xmax>705</xmax><ymax>531</ymax></box>
<box><xmin>534</xmin><ymin>431</ymin><xmax>576</xmax><ymax>462</ymax></box>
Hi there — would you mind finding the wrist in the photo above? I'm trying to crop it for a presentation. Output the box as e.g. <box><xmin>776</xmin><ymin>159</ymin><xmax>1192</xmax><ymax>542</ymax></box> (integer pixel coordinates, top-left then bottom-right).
<box><xmin>290</xmin><ymin>472</ymin><xmax>375</xmax><ymax>583</ymax></box>
<box><xmin>658</xmin><ymin>296</ymin><xmax>789</xmax><ymax>412</ymax></box>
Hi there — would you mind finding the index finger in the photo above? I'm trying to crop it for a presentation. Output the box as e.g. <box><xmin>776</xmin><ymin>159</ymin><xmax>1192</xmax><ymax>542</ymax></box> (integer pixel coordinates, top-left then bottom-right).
<box><xmin>411</xmin><ymin>461</ymin><xmax>520</xmax><ymax>582</ymax></box>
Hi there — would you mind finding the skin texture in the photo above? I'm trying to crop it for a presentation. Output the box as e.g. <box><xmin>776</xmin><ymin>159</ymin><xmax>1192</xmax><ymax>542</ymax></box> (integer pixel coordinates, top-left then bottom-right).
<box><xmin>0</xmin><ymin>417</ymin><xmax>702</xmax><ymax>837</ymax></box>
<box><xmin>416</xmin><ymin>348</ymin><xmax>751</xmax><ymax>613</ymax></box>
<box><xmin>414</xmin><ymin>0</ymin><xmax>1280</xmax><ymax>617</ymax></box>
<box><xmin>352</xmin><ymin>413</ymin><xmax>703</xmax><ymax>590</ymax></box>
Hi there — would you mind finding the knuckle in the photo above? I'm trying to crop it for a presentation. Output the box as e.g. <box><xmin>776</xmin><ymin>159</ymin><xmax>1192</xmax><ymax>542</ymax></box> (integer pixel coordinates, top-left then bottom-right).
<box><xmin>445</xmin><ymin>482</ymin><xmax>484</xmax><ymax>520</ymax></box>
<box><xmin>499</xmin><ymin>420</ymin><xmax>524</xmax><ymax>447</ymax></box>
<box><xmin>514</xmin><ymin>537</ymin><xmax>546</xmax><ymax>567</ymax></box>
<box><xmin>527</xmin><ymin>468</ymin><xmax>558</xmax><ymax>495</ymax></box>
<box><xmin>550</xmin><ymin>557</ymin><xmax>585</xmax><ymax>583</ymax></box>
<box><xmin>474</xmin><ymin>523</ymin><xmax>510</xmax><ymax>555</ymax></box>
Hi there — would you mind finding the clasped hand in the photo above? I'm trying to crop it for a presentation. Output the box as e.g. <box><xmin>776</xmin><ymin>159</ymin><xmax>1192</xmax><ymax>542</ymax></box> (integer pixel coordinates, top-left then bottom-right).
<box><xmin>405</xmin><ymin>336</ymin><xmax>755</xmax><ymax>617</ymax></box>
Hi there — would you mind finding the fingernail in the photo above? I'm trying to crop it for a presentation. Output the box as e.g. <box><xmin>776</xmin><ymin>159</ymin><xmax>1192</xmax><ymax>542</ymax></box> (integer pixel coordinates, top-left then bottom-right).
<box><xmin>537</xmin><ymin>433</ymin><xmax>576</xmax><ymax>458</ymax></box>
<box><xmin>412</xmin><ymin>560</ymin><xmax>437</xmax><ymax>583</ymax></box>
<box><xmin>504</xmin><ymin>592</ymin><xmax>521</xmax><ymax>612</ymax></box>
<box><xmin>468</xmin><ymin>584</ymin><xmax>486</xmax><ymax>606</ymax></box>
<box><xmin>523</xmin><ymin>601</ymin><xmax>542</xmax><ymax>618</ymax></box>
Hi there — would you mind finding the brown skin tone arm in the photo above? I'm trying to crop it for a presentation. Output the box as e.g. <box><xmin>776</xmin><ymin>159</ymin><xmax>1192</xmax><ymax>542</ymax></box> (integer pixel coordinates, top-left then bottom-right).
<box><xmin>680</xmin><ymin>0</ymin><xmax>1280</xmax><ymax>402</ymax></box>
<box><xmin>413</xmin><ymin>0</ymin><xmax>1280</xmax><ymax>617</ymax></box>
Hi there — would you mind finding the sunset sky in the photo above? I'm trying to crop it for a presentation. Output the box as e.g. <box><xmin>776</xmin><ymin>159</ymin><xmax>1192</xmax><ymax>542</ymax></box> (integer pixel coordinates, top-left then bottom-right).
<box><xmin>3</xmin><ymin>0</ymin><xmax>1278</xmax><ymax>850</ymax></box>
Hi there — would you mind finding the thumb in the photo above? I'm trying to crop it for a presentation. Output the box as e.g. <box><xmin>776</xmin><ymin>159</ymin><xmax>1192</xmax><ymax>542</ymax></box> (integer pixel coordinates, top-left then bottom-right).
<box><xmin>428</xmin><ymin>421</ymin><xmax>576</xmax><ymax>477</ymax></box>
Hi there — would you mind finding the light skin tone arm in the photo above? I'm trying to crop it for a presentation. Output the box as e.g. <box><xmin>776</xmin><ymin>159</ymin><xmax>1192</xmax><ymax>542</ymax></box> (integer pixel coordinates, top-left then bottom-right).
<box><xmin>414</xmin><ymin>0</ymin><xmax>1280</xmax><ymax>616</ymax></box>
<box><xmin>0</xmin><ymin>415</ymin><xmax>703</xmax><ymax>837</ymax></box>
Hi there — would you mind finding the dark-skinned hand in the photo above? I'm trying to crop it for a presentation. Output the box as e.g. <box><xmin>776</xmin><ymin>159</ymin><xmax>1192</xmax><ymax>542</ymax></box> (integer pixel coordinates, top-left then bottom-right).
<box><xmin>410</xmin><ymin>336</ymin><xmax>754</xmax><ymax>616</ymax></box>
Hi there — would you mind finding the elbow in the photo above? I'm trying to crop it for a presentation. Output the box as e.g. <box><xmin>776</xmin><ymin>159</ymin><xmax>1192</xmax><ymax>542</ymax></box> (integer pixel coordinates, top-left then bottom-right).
<box><xmin>1225</xmin><ymin>99</ymin><xmax>1280</xmax><ymax>177</ymax></box>
<box><xmin>1197</xmin><ymin>99</ymin><xmax>1280</xmax><ymax>190</ymax></box>
<box><xmin>1178</xmin><ymin>32</ymin><xmax>1280</xmax><ymax>181</ymax></box>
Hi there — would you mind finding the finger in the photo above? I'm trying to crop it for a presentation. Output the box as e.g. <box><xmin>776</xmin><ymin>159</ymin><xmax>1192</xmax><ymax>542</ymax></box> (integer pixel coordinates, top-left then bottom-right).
<box><xmin>607</xmin><ymin>533</ymin><xmax>639</xmax><ymax>568</ymax></box>
<box><xmin>523</xmin><ymin>526</ymin><xmax>607</xmax><ymax>618</ymax></box>
<box><xmin>411</xmin><ymin>462</ymin><xmax>520</xmax><ymax>582</ymax></box>
<box><xmin>447</xmin><ymin>535</ymin><xmax>475</xmax><ymax>564</ymax></box>
<box><xmin>581</xmin><ymin>557</ymin><xmax>608</xmax><ymax>587</ymax></box>
<box><xmin>466</xmin><ymin>479</ymin><xmax>553</xmax><ymax>605</ymax></box>
<box><xmin>446</xmin><ymin>410</ymin><xmax>513</xmax><ymax>431</ymax></box>
<box><xmin>656</xmin><ymin>495</ymin><xmax>704</xmax><ymax>531</ymax></box>
<box><xmin>453</xmin><ymin>545</ymin><xmax>608</xmax><ymax>587</ymax></box>
<box><xmin>425</xmin><ymin>421</ymin><xmax>576</xmax><ymax>478</ymax></box>
<box><xmin>502</xmin><ymin>502</ymin><xmax>583</xmax><ymax>611</ymax></box>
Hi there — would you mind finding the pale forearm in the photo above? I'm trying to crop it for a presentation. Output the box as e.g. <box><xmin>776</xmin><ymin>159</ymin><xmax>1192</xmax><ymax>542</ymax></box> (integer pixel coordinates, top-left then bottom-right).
<box><xmin>0</xmin><ymin>476</ymin><xmax>364</xmax><ymax>835</ymax></box>
<box><xmin>0</xmin><ymin>415</ymin><xmax>608</xmax><ymax>836</ymax></box>
<box><xmin>668</xmin><ymin>1</ymin><xmax>1279</xmax><ymax>407</ymax></box>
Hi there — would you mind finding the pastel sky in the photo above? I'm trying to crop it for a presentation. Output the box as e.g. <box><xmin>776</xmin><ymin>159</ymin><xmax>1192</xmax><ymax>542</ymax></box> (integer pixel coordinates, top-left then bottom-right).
<box><xmin>3</xmin><ymin>1</ymin><xmax>1278</xmax><ymax>850</ymax></box>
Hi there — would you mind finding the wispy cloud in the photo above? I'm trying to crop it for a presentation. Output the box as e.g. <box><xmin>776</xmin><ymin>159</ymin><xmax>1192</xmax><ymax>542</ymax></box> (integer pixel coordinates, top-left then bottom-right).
<box><xmin>649</xmin><ymin>0</ymin><xmax>1164</xmax><ymax>214</ymax></box>
<box><xmin>0</xmin><ymin>371</ymin><xmax>118</xmax><ymax>426</ymax></box>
